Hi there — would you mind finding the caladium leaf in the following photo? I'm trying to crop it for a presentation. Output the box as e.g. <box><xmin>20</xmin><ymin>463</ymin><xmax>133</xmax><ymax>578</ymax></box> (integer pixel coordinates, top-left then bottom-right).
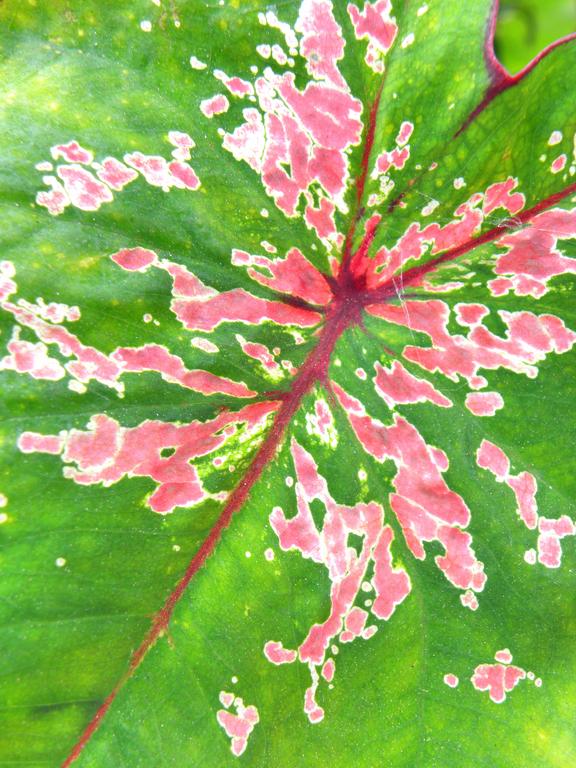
<box><xmin>1</xmin><ymin>1</ymin><xmax>575</xmax><ymax>766</ymax></box>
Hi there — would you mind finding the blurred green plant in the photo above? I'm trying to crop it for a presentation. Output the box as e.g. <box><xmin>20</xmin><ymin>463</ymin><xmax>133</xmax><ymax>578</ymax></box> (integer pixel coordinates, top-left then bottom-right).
<box><xmin>496</xmin><ymin>0</ymin><xmax>575</xmax><ymax>72</ymax></box>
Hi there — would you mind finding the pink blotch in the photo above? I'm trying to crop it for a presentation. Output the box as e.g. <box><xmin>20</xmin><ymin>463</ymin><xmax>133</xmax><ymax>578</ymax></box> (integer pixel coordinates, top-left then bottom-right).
<box><xmin>333</xmin><ymin>385</ymin><xmax>486</xmax><ymax>593</ymax></box>
<box><xmin>396</xmin><ymin>121</ymin><xmax>414</xmax><ymax>146</ymax></box>
<box><xmin>296</xmin><ymin>0</ymin><xmax>347</xmax><ymax>88</ymax></box>
<box><xmin>312</xmin><ymin>399</ymin><xmax>333</xmax><ymax>442</ymax></box>
<box><xmin>231</xmin><ymin>246</ymin><xmax>333</xmax><ymax>307</ymax></box>
<box><xmin>390</xmin><ymin>146</ymin><xmax>409</xmax><ymax>170</ymax></box>
<box><xmin>123</xmin><ymin>152</ymin><xmax>200</xmax><ymax>192</ymax></box>
<box><xmin>368</xmin><ymin>299</ymin><xmax>576</xmax><ymax>396</ymax></box>
<box><xmin>95</xmin><ymin>158</ymin><xmax>138</xmax><ymax>190</ymax></box>
<box><xmin>430</xmin><ymin>446</ymin><xmax>449</xmax><ymax>472</ymax></box>
<box><xmin>355</xmin><ymin>195</ymin><xmax>483</xmax><ymax>290</ymax></box>
<box><xmin>465</xmin><ymin>391</ymin><xmax>504</xmax><ymax>417</ymax></box>
<box><xmin>18</xmin><ymin>432</ymin><xmax>64</xmax><ymax>455</ymax></box>
<box><xmin>113</xmin><ymin>344</ymin><xmax>256</xmax><ymax>398</ymax></box>
<box><xmin>340</xmin><ymin>606</ymin><xmax>368</xmax><ymax>643</ymax></box>
<box><xmin>200</xmin><ymin>94</ymin><xmax>230</xmax><ymax>118</ymax></box>
<box><xmin>2</xmin><ymin>339</ymin><xmax>64</xmax><ymax>381</ymax></box>
<box><xmin>51</xmin><ymin>141</ymin><xmax>94</xmax><ymax>164</ymax></box>
<box><xmin>492</xmin><ymin>208</ymin><xmax>576</xmax><ymax>298</ymax></box>
<box><xmin>124</xmin><ymin>152</ymin><xmax>172</xmax><ymax>188</ymax></box>
<box><xmin>172</xmin><ymin>288</ymin><xmax>323</xmax><ymax>331</ymax></box>
<box><xmin>263</xmin><ymin>641</ymin><xmax>297</xmax><ymax>665</ymax></box>
<box><xmin>267</xmin><ymin>436</ymin><xmax>410</xmax><ymax>715</ymax></box>
<box><xmin>0</xmin><ymin>261</ymin><xmax>17</xmax><ymax>302</ymax></box>
<box><xmin>276</xmin><ymin>73</ymin><xmax>362</xmax><ymax>152</ymax></box>
<box><xmin>168</xmin><ymin>161</ymin><xmax>200</xmax><ymax>190</ymax></box>
<box><xmin>219</xmin><ymin>691</ymin><xmax>235</xmax><ymax>708</ymax></box>
<box><xmin>455</xmin><ymin>303</ymin><xmax>489</xmax><ymax>327</ymax></box>
<box><xmin>168</xmin><ymin>130</ymin><xmax>195</xmax><ymax>161</ymax></box>
<box><xmin>270</xmin><ymin>440</ymin><xmax>408</xmax><ymax>696</ymax></box>
<box><xmin>495</xmin><ymin>648</ymin><xmax>513</xmax><ymax>664</ymax></box>
<box><xmin>304</xmin><ymin>197</ymin><xmax>337</xmax><ymax>241</ymax></box>
<box><xmin>476</xmin><ymin>440</ymin><xmax>510</xmax><ymax>480</ymax></box>
<box><xmin>374</xmin><ymin>360</ymin><xmax>453</xmax><ymax>409</ymax></box>
<box><xmin>223</xmin><ymin>108</ymin><xmax>265</xmax><ymax>172</ymax></box>
<box><xmin>36</xmin><ymin>179</ymin><xmax>70</xmax><ymax>216</ymax></box>
<box><xmin>477</xmin><ymin>440</ymin><xmax>539</xmax><ymax>530</ymax></box>
<box><xmin>444</xmin><ymin>673</ymin><xmax>459</xmax><ymax>688</ymax></box>
<box><xmin>57</xmin><ymin>165</ymin><xmax>114</xmax><ymax>211</ymax></box>
<box><xmin>22</xmin><ymin>300</ymin><xmax>81</xmax><ymax>324</ymax></box>
<box><xmin>507</xmin><ymin>472</ymin><xmax>538</xmax><ymax>529</ymax></box>
<box><xmin>236</xmin><ymin>335</ymin><xmax>283</xmax><ymax>378</ymax></box>
<box><xmin>537</xmin><ymin>515</ymin><xmax>575</xmax><ymax>568</ymax></box>
<box><xmin>110</xmin><ymin>247</ymin><xmax>158</xmax><ymax>272</ymax></box>
<box><xmin>371</xmin><ymin>525</ymin><xmax>411</xmax><ymax>620</ymax></box>
<box><xmin>376</xmin><ymin>152</ymin><xmax>392</xmax><ymax>174</ymax></box>
<box><xmin>168</xmin><ymin>160</ymin><xmax>200</xmax><ymax>190</ymax></box>
<box><xmin>304</xmin><ymin>697</ymin><xmax>324</xmax><ymax>724</ymax></box>
<box><xmin>471</xmin><ymin>662</ymin><xmax>526</xmax><ymax>703</ymax></box>
<box><xmin>524</xmin><ymin>548</ymin><xmax>537</xmax><ymax>565</ymax></box>
<box><xmin>216</xmin><ymin>697</ymin><xmax>259</xmax><ymax>757</ymax></box>
<box><xmin>62</xmin><ymin>414</ymin><xmax>120</xmax><ymax>470</ymax></box>
<box><xmin>460</xmin><ymin>590</ymin><xmax>479</xmax><ymax>611</ymax></box>
<box><xmin>483</xmin><ymin>177</ymin><xmax>525</xmax><ymax>215</ymax></box>
<box><xmin>551</xmin><ymin>154</ymin><xmax>567</xmax><ymax>174</ymax></box>
<box><xmin>347</xmin><ymin>1</ymin><xmax>398</xmax><ymax>55</ymax></box>
<box><xmin>25</xmin><ymin>402</ymin><xmax>279</xmax><ymax>515</ymax></box>
<box><xmin>215</xmin><ymin>70</ymin><xmax>254</xmax><ymax>97</ymax></box>
<box><xmin>220</xmin><ymin>9</ymin><xmax>362</xmax><ymax>221</ymax></box>
<box><xmin>488</xmin><ymin>277</ymin><xmax>514</xmax><ymax>297</ymax></box>
<box><xmin>161</xmin><ymin>260</ymin><xmax>217</xmax><ymax>300</ymax></box>
<box><xmin>321</xmin><ymin>658</ymin><xmax>335</xmax><ymax>682</ymax></box>
<box><xmin>2</xmin><ymin>301</ymin><xmax>122</xmax><ymax>392</ymax></box>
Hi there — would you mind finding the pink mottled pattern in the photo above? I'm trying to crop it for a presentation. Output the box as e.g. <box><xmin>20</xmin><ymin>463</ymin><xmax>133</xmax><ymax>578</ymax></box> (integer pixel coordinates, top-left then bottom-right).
<box><xmin>216</xmin><ymin>696</ymin><xmax>259</xmax><ymax>757</ymax></box>
<box><xmin>334</xmin><ymin>384</ymin><xmax>486</xmax><ymax>595</ymax></box>
<box><xmin>267</xmin><ymin>437</ymin><xmax>410</xmax><ymax>721</ymax></box>
<box><xmin>471</xmin><ymin>662</ymin><xmax>526</xmax><ymax>703</ymax></box>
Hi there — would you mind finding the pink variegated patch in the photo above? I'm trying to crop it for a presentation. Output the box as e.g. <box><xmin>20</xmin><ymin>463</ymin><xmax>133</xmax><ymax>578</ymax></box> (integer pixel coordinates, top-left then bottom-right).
<box><xmin>209</xmin><ymin>0</ymin><xmax>363</xmax><ymax>248</ymax></box>
<box><xmin>265</xmin><ymin>437</ymin><xmax>410</xmax><ymax>722</ymax></box>
<box><xmin>19</xmin><ymin>403</ymin><xmax>278</xmax><ymax>515</ymax></box>
<box><xmin>488</xmin><ymin>208</ymin><xmax>576</xmax><ymax>299</ymax></box>
<box><xmin>36</xmin><ymin>133</ymin><xmax>201</xmax><ymax>215</ymax></box>
<box><xmin>200</xmin><ymin>94</ymin><xmax>230</xmax><ymax>118</ymax></box>
<box><xmin>217</xmin><ymin>694</ymin><xmax>259</xmax><ymax>757</ymax></box>
<box><xmin>334</xmin><ymin>384</ymin><xmax>486</xmax><ymax>598</ymax></box>
<box><xmin>348</xmin><ymin>1</ymin><xmax>397</xmax><ymax>72</ymax></box>
<box><xmin>471</xmin><ymin>651</ymin><xmax>528</xmax><ymax>704</ymax></box>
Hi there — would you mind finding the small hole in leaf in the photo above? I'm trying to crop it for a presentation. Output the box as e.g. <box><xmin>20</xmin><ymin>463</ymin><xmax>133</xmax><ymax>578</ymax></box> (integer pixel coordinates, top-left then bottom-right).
<box><xmin>160</xmin><ymin>447</ymin><xmax>176</xmax><ymax>458</ymax></box>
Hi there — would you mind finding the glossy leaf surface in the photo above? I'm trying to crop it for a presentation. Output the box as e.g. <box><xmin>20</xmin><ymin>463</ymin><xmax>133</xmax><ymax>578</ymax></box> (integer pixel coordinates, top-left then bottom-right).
<box><xmin>0</xmin><ymin>1</ymin><xmax>575</xmax><ymax>766</ymax></box>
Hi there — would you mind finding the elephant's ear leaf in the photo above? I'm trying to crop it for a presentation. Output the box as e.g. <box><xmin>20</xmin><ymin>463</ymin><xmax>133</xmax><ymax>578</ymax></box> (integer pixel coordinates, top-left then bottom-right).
<box><xmin>1</xmin><ymin>1</ymin><xmax>575</xmax><ymax>766</ymax></box>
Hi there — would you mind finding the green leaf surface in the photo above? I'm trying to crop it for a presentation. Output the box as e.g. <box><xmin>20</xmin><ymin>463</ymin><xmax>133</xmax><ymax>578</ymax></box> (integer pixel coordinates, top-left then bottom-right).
<box><xmin>0</xmin><ymin>1</ymin><xmax>575</xmax><ymax>766</ymax></box>
<box><xmin>496</xmin><ymin>0</ymin><xmax>576</xmax><ymax>73</ymax></box>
